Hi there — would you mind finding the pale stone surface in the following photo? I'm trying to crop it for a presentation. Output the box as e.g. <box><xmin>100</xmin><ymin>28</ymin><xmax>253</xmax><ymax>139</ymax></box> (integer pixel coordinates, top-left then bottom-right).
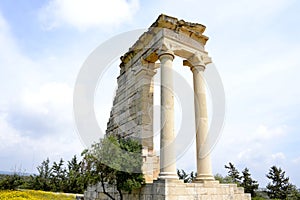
<box><xmin>183</xmin><ymin>59</ymin><xmax>214</xmax><ymax>182</ymax></box>
<box><xmin>84</xmin><ymin>181</ymin><xmax>251</xmax><ymax>200</ymax></box>
<box><xmin>86</xmin><ymin>14</ymin><xmax>250</xmax><ymax>199</ymax></box>
<box><xmin>158</xmin><ymin>50</ymin><xmax>178</xmax><ymax>180</ymax></box>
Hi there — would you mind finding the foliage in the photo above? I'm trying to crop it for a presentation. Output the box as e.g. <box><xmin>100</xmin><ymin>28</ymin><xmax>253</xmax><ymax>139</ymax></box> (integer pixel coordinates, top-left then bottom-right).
<box><xmin>251</xmin><ymin>197</ymin><xmax>268</xmax><ymax>200</ymax></box>
<box><xmin>225</xmin><ymin>162</ymin><xmax>241</xmax><ymax>185</ymax></box>
<box><xmin>50</xmin><ymin>158</ymin><xmax>67</xmax><ymax>192</ymax></box>
<box><xmin>240</xmin><ymin>168</ymin><xmax>259</xmax><ymax>197</ymax></box>
<box><xmin>82</xmin><ymin>135</ymin><xmax>145</xmax><ymax>200</ymax></box>
<box><xmin>266</xmin><ymin>166</ymin><xmax>293</xmax><ymax>199</ymax></box>
<box><xmin>177</xmin><ymin>169</ymin><xmax>197</xmax><ymax>183</ymax></box>
<box><xmin>287</xmin><ymin>184</ymin><xmax>300</xmax><ymax>200</ymax></box>
<box><xmin>0</xmin><ymin>190</ymin><xmax>75</xmax><ymax>200</ymax></box>
<box><xmin>0</xmin><ymin>136</ymin><xmax>144</xmax><ymax>198</ymax></box>
<box><xmin>252</xmin><ymin>189</ymin><xmax>270</xmax><ymax>200</ymax></box>
<box><xmin>214</xmin><ymin>173</ymin><xmax>235</xmax><ymax>184</ymax></box>
<box><xmin>3</xmin><ymin>150</ymin><xmax>300</xmax><ymax>200</ymax></box>
<box><xmin>65</xmin><ymin>155</ymin><xmax>87</xmax><ymax>193</ymax></box>
<box><xmin>29</xmin><ymin>158</ymin><xmax>52</xmax><ymax>191</ymax></box>
<box><xmin>26</xmin><ymin>155</ymin><xmax>89</xmax><ymax>193</ymax></box>
<box><xmin>0</xmin><ymin>173</ymin><xmax>24</xmax><ymax>190</ymax></box>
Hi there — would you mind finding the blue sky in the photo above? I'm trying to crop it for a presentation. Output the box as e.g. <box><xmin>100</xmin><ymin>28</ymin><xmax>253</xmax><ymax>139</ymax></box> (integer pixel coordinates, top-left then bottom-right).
<box><xmin>0</xmin><ymin>0</ymin><xmax>300</xmax><ymax>187</ymax></box>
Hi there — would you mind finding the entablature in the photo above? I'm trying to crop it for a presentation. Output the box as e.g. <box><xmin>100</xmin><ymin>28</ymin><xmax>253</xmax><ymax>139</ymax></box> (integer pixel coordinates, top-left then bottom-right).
<box><xmin>120</xmin><ymin>14</ymin><xmax>211</xmax><ymax>73</ymax></box>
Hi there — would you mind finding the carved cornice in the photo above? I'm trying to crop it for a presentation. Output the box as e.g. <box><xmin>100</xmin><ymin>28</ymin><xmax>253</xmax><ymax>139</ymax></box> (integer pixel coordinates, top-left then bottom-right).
<box><xmin>120</xmin><ymin>14</ymin><xmax>209</xmax><ymax>68</ymax></box>
<box><xmin>150</xmin><ymin>14</ymin><xmax>208</xmax><ymax>43</ymax></box>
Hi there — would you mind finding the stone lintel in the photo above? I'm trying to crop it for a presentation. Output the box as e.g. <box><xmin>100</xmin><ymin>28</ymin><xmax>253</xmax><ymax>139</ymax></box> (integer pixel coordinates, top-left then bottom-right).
<box><xmin>126</xmin><ymin>28</ymin><xmax>209</xmax><ymax>67</ymax></box>
<box><xmin>120</xmin><ymin>14</ymin><xmax>209</xmax><ymax>68</ymax></box>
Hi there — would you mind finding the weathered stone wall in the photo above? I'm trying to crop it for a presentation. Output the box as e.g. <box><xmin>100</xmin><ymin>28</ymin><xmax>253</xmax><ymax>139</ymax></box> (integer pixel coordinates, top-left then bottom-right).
<box><xmin>106</xmin><ymin>57</ymin><xmax>159</xmax><ymax>182</ymax></box>
<box><xmin>84</xmin><ymin>180</ymin><xmax>251</xmax><ymax>200</ymax></box>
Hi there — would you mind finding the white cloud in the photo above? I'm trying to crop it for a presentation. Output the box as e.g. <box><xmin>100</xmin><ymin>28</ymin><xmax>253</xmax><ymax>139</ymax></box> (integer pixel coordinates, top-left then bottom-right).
<box><xmin>292</xmin><ymin>157</ymin><xmax>300</xmax><ymax>164</ymax></box>
<box><xmin>0</xmin><ymin>114</ymin><xmax>22</xmax><ymax>148</ymax></box>
<box><xmin>155</xmin><ymin>0</ymin><xmax>293</xmax><ymax>29</ymax></box>
<box><xmin>0</xmin><ymin>12</ymin><xmax>19</xmax><ymax>62</ymax></box>
<box><xmin>271</xmin><ymin>152</ymin><xmax>286</xmax><ymax>162</ymax></box>
<box><xmin>0</xmin><ymin>114</ymin><xmax>82</xmax><ymax>173</ymax></box>
<box><xmin>212</xmin><ymin>0</ymin><xmax>292</xmax><ymax>23</ymax></box>
<box><xmin>0</xmin><ymin>12</ymin><xmax>7</xmax><ymax>30</ymax></box>
<box><xmin>252</xmin><ymin>125</ymin><xmax>287</xmax><ymax>141</ymax></box>
<box><xmin>210</xmin><ymin>122</ymin><xmax>292</xmax><ymax>186</ymax></box>
<box><xmin>0</xmin><ymin>11</ymin><xmax>83</xmax><ymax>172</ymax></box>
<box><xmin>22</xmin><ymin>82</ymin><xmax>72</xmax><ymax>112</ymax></box>
<box><xmin>233</xmin><ymin>125</ymin><xmax>288</xmax><ymax>163</ymax></box>
<box><xmin>39</xmin><ymin>0</ymin><xmax>140</xmax><ymax>30</ymax></box>
<box><xmin>0</xmin><ymin>81</ymin><xmax>82</xmax><ymax>172</ymax></box>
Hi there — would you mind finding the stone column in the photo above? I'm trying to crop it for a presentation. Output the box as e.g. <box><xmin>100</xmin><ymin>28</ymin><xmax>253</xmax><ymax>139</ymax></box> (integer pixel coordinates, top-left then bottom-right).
<box><xmin>184</xmin><ymin>59</ymin><xmax>214</xmax><ymax>182</ymax></box>
<box><xmin>158</xmin><ymin>50</ymin><xmax>178</xmax><ymax>180</ymax></box>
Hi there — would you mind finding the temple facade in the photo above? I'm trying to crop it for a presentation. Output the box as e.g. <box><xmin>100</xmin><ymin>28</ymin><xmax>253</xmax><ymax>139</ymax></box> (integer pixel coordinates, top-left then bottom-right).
<box><xmin>85</xmin><ymin>14</ymin><xmax>251</xmax><ymax>200</ymax></box>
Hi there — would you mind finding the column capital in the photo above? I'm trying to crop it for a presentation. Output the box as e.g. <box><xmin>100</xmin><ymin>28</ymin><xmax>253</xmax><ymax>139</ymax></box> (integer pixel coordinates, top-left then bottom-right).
<box><xmin>183</xmin><ymin>60</ymin><xmax>206</xmax><ymax>72</ymax></box>
<box><xmin>157</xmin><ymin>49</ymin><xmax>175</xmax><ymax>61</ymax></box>
<box><xmin>183</xmin><ymin>53</ymin><xmax>212</xmax><ymax>71</ymax></box>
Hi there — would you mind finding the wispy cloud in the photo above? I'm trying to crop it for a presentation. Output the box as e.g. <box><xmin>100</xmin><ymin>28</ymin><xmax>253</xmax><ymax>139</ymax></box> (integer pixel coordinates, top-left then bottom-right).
<box><xmin>38</xmin><ymin>0</ymin><xmax>140</xmax><ymax>30</ymax></box>
<box><xmin>6</xmin><ymin>82</ymin><xmax>73</xmax><ymax>137</ymax></box>
<box><xmin>0</xmin><ymin>11</ymin><xmax>82</xmax><ymax>172</ymax></box>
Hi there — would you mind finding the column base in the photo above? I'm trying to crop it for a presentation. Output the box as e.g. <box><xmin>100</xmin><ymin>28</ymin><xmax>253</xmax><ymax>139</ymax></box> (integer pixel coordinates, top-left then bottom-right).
<box><xmin>158</xmin><ymin>172</ymin><xmax>178</xmax><ymax>180</ymax></box>
<box><xmin>193</xmin><ymin>174</ymin><xmax>215</xmax><ymax>182</ymax></box>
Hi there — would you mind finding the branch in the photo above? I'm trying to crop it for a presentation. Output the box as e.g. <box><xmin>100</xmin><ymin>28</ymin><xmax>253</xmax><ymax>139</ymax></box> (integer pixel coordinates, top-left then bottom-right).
<box><xmin>100</xmin><ymin>174</ymin><xmax>115</xmax><ymax>200</ymax></box>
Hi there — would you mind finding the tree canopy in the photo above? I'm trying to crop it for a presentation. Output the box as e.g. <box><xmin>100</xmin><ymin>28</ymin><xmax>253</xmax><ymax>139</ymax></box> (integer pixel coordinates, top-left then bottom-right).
<box><xmin>241</xmin><ymin>168</ymin><xmax>259</xmax><ymax>197</ymax></box>
<box><xmin>266</xmin><ymin>166</ymin><xmax>293</xmax><ymax>199</ymax></box>
<box><xmin>225</xmin><ymin>162</ymin><xmax>242</xmax><ymax>185</ymax></box>
<box><xmin>82</xmin><ymin>135</ymin><xmax>145</xmax><ymax>200</ymax></box>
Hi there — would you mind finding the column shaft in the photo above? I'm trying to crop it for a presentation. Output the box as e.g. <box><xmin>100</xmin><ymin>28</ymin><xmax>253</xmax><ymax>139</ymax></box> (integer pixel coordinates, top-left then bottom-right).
<box><xmin>158</xmin><ymin>51</ymin><xmax>178</xmax><ymax>180</ymax></box>
<box><xmin>191</xmin><ymin>65</ymin><xmax>214</xmax><ymax>182</ymax></box>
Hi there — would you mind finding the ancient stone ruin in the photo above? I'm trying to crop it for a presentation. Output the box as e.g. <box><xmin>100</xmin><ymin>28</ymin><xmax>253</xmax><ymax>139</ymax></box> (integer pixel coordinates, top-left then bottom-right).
<box><xmin>85</xmin><ymin>14</ymin><xmax>251</xmax><ymax>200</ymax></box>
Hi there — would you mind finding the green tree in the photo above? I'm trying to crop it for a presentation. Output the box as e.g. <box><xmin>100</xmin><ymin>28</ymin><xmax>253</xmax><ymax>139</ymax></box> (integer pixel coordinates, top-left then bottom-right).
<box><xmin>177</xmin><ymin>169</ymin><xmax>197</xmax><ymax>183</ymax></box>
<box><xmin>189</xmin><ymin>171</ymin><xmax>197</xmax><ymax>182</ymax></box>
<box><xmin>0</xmin><ymin>173</ymin><xmax>23</xmax><ymax>190</ymax></box>
<box><xmin>26</xmin><ymin>156</ymin><xmax>89</xmax><ymax>193</ymax></box>
<box><xmin>240</xmin><ymin>168</ymin><xmax>259</xmax><ymax>197</ymax></box>
<box><xmin>66</xmin><ymin>155</ymin><xmax>87</xmax><ymax>193</ymax></box>
<box><xmin>50</xmin><ymin>158</ymin><xmax>67</xmax><ymax>192</ymax></box>
<box><xmin>225</xmin><ymin>162</ymin><xmax>241</xmax><ymax>185</ymax></box>
<box><xmin>287</xmin><ymin>184</ymin><xmax>300</xmax><ymax>200</ymax></box>
<box><xmin>214</xmin><ymin>173</ymin><xmax>235</xmax><ymax>184</ymax></box>
<box><xmin>266</xmin><ymin>166</ymin><xmax>292</xmax><ymax>199</ymax></box>
<box><xmin>82</xmin><ymin>135</ymin><xmax>145</xmax><ymax>200</ymax></box>
<box><xmin>31</xmin><ymin>158</ymin><xmax>53</xmax><ymax>191</ymax></box>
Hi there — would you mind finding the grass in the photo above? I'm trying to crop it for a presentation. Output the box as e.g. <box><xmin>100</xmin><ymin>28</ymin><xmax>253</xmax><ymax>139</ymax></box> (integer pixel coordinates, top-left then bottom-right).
<box><xmin>0</xmin><ymin>190</ymin><xmax>76</xmax><ymax>200</ymax></box>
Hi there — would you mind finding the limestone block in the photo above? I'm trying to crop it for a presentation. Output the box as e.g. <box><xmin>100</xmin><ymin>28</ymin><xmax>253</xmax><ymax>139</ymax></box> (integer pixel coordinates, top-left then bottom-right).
<box><xmin>203</xmin><ymin>180</ymin><xmax>220</xmax><ymax>187</ymax></box>
<box><xmin>84</xmin><ymin>191</ymin><xmax>90</xmax><ymax>198</ymax></box>
<box><xmin>91</xmin><ymin>191</ymin><xmax>97</xmax><ymax>199</ymax></box>
<box><xmin>96</xmin><ymin>184</ymin><xmax>102</xmax><ymax>191</ymax></box>
<box><xmin>89</xmin><ymin>185</ymin><xmax>96</xmax><ymax>192</ymax></box>
<box><xmin>152</xmin><ymin>183</ymin><xmax>166</xmax><ymax>195</ymax></box>
<box><xmin>234</xmin><ymin>187</ymin><xmax>245</xmax><ymax>194</ymax></box>
<box><xmin>143</xmin><ymin>194</ymin><xmax>153</xmax><ymax>200</ymax></box>
<box><xmin>167</xmin><ymin>185</ymin><xmax>187</xmax><ymax>196</ymax></box>
<box><xmin>138</xmin><ymin>184</ymin><xmax>150</xmax><ymax>195</ymax></box>
<box><xmin>85</xmin><ymin>181</ymin><xmax>251</xmax><ymax>200</ymax></box>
